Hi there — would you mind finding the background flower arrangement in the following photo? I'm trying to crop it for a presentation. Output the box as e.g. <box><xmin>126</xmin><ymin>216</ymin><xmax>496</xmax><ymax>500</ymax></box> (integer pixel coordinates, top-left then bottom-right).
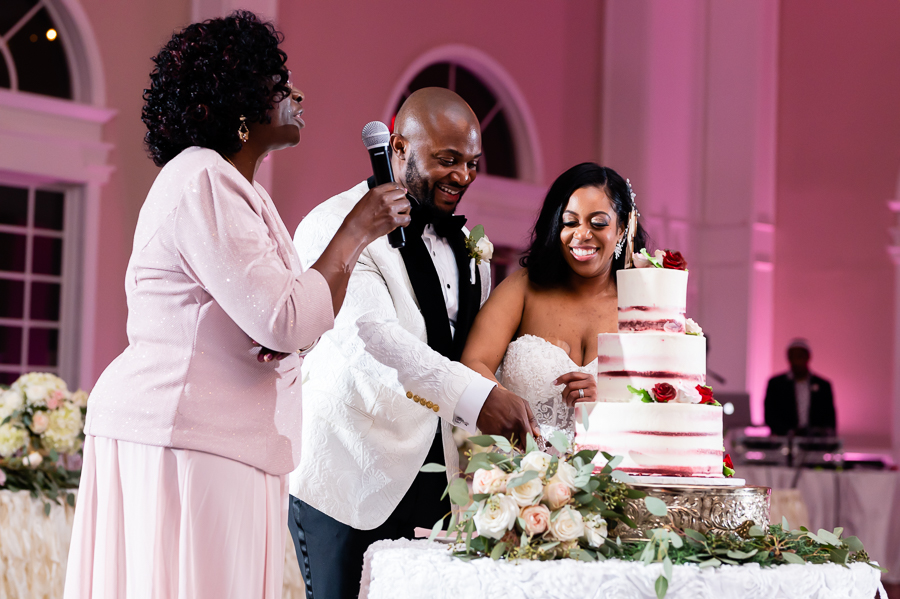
<box><xmin>0</xmin><ymin>372</ymin><xmax>87</xmax><ymax>513</ymax></box>
<box><xmin>423</xmin><ymin>432</ymin><xmax>884</xmax><ymax>599</ymax></box>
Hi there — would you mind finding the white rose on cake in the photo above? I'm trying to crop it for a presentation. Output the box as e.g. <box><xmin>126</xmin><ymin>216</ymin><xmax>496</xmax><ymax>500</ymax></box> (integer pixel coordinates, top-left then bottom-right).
<box><xmin>472</xmin><ymin>466</ymin><xmax>508</xmax><ymax>495</ymax></box>
<box><xmin>685</xmin><ymin>318</ymin><xmax>703</xmax><ymax>336</ymax></box>
<box><xmin>548</xmin><ymin>506</ymin><xmax>584</xmax><ymax>542</ymax></box>
<box><xmin>675</xmin><ymin>381</ymin><xmax>702</xmax><ymax>404</ymax></box>
<box><xmin>520</xmin><ymin>450</ymin><xmax>552</xmax><ymax>478</ymax></box>
<box><xmin>508</xmin><ymin>475</ymin><xmax>544</xmax><ymax>507</ymax></box>
<box><xmin>473</xmin><ymin>494</ymin><xmax>519</xmax><ymax>540</ymax></box>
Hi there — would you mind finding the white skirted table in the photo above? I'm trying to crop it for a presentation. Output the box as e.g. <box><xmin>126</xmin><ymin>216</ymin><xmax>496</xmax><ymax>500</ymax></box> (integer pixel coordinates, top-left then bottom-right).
<box><xmin>0</xmin><ymin>489</ymin><xmax>308</xmax><ymax>598</ymax></box>
<box><xmin>360</xmin><ymin>538</ymin><xmax>884</xmax><ymax>599</ymax></box>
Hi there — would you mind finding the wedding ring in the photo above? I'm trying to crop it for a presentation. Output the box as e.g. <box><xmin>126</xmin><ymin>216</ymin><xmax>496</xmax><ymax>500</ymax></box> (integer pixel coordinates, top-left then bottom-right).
<box><xmin>578</xmin><ymin>388</ymin><xmax>584</xmax><ymax>399</ymax></box>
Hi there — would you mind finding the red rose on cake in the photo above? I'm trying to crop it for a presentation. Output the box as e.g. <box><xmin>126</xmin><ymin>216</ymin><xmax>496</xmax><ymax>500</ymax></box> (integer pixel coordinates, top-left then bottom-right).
<box><xmin>652</xmin><ymin>382</ymin><xmax>677</xmax><ymax>403</ymax></box>
<box><xmin>663</xmin><ymin>250</ymin><xmax>688</xmax><ymax>270</ymax></box>
<box><xmin>723</xmin><ymin>453</ymin><xmax>735</xmax><ymax>477</ymax></box>
<box><xmin>696</xmin><ymin>384</ymin><xmax>718</xmax><ymax>405</ymax></box>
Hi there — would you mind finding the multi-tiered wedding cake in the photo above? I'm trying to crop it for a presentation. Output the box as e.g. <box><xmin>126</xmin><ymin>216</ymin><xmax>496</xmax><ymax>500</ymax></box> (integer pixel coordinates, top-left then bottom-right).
<box><xmin>575</xmin><ymin>250</ymin><xmax>726</xmax><ymax>478</ymax></box>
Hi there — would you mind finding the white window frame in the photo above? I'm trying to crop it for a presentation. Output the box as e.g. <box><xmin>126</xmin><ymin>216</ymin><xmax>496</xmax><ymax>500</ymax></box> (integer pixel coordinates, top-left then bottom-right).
<box><xmin>384</xmin><ymin>45</ymin><xmax>547</xmax><ymax>250</ymax></box>
<box><xmin>0</xmin><ymin>0</ymin><xmax>113</xmax><ymax>388</ymax></box>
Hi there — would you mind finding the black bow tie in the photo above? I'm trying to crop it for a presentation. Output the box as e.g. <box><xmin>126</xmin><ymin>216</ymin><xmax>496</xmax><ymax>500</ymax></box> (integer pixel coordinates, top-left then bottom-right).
<box><xmin>408</xmin><ymin>201</ymin><xmax>467</xmax><ymax>239</ymax></box>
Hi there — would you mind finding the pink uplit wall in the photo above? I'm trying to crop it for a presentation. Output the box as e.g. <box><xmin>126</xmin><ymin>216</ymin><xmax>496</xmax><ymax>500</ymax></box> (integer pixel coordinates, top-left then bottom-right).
<box><xmin>774</xmin><ymin>0</ymin><xmax>900</xmax><ymax>448</ymax></box>
<box><xmin>76</xmin><ymin>0</ymin><xmax>191</xmax><ymax>384</ymax></box>
<box><xmin>269</xmin><ymin>0</ymin><xmax>605</xmax><ymax>230</ymax></box>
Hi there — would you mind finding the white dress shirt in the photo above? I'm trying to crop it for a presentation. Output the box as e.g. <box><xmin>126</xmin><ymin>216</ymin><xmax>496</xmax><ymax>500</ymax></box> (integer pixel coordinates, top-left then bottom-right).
<box><xmin>421</xmin><ymin>225</ymin><xmax>495</xmax><ymax>432</ymax></box>
<box><xmin>794</xmin><ymin>377</ymin><xmax>811</xmax><ymax>429</ymax></box>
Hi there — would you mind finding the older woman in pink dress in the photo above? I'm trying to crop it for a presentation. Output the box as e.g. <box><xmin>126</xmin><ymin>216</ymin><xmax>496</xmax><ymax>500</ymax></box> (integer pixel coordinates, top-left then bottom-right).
<box><xmin>63</xmin><ymin>12</ymin><xmax>410</xmax><ymax>599</ymax></box>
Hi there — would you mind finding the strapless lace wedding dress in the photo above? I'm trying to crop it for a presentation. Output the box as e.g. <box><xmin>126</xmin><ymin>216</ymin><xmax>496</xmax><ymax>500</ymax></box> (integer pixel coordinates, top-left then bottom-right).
<box><xmin>498</xmin><ymin>334</ymin><xmax>598</xmax><ymax>444</ymax></box>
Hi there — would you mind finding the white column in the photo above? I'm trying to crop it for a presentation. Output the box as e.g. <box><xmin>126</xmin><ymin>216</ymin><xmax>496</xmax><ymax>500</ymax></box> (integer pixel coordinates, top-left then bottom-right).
<box><xmin>602</xmin><ymin>0</ymin><xmax>780</xmax><ymax>421</ymax></box>
<box><xmin>888</xmin><ymin>199</ymin><xmax>900</xmax><ymax>461</ymax></box>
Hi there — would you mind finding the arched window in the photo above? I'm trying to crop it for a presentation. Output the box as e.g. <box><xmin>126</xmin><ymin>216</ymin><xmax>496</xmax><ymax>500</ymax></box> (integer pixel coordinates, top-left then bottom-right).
<box><xmin>394</xmin><ymin>62</ymin><xmax>518</xmax><ymax>179</ymax></box>
<box><xmin>0</xmin><ymin>0</ymin><xmax>113</xmax><ymax>387</ymax></box>
<box><xmin>1</xmin><ymin>0</ymin><xmax>72</xmax><ymax>99</ymax></box>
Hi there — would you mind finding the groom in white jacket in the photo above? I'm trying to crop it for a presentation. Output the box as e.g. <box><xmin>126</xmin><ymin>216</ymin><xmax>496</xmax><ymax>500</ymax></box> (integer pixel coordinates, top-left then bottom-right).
<box><xmin>289</xmin><ymin>88</ymin><xmax>539</xmax><ymax>599</ymax></box>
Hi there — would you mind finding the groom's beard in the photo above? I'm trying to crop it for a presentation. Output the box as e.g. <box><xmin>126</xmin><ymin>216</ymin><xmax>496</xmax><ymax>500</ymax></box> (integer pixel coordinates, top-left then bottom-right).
<box><xmin>405</xmin><ymin>152</ymin><xmax>462</xmax><ymax>222</ymax></box>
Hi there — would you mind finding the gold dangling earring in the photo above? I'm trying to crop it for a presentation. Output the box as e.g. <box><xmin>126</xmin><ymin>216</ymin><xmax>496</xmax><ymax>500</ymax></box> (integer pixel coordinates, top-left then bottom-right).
<box><xmin>238</xmin><ymin>116</ymin><xmax>249</xmax><ymax>143</ymax></box>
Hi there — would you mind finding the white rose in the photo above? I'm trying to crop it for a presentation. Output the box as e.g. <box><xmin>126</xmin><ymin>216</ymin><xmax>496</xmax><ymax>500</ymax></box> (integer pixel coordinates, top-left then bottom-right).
<box><xmin>548</xmin><ymin>506</ymin><xmax>584</xmax><ymax>542</ymax></box>
<box><xmin>0</xmin><ymin>390</ymin><xmax>23</xmax><ymax>420</ymax></box>
<box><xmin>0</xmin><ymin>423</ymin><xmax>27</xmax><ymax>458</ymax></box>
<box><xmin>583</xmin><ymin>515</ymin><xmax>608</xmax><ymax>548</ymax></box>
<box><xmin>552</xmin><ymin>461</ymin><xmax>578</xmax><ymax>490</ymax></box>
<box><xmin>520</xmin><ymin>450</ymin><xmax>552</xmax><ymax>478</ymax></box>
<box><xmin>475</xmin><ymin>236</ymin><xmax>494</xmax><ymax>262</ymax></box>
<box><xmin>22</xmin><ymin>451</ymin><xmax>43</xmax><ymax>468</ymax></box>
<box><xmin>685</xmin><ymin>318</ymin><xmax>703</xmax><ymax>336</ymax></box>
<box><xmin>508</xmin><ymin>475</ymin><xmax>544</xmax><ymax>507</ymax></box>
<box><xmin>675</xmin><ymin>381</ymin><xmax>702</xmax><ymax>404</ymax></box>
<box><xmin>473</xmin><ymin>494</ymin><xmax>519</xmax><ymax>540</ymax></box>
<box><xmin>472</xmin><ymin>467</ymin><xmax>508</xmax><ymax>495</ymax></box>
<box><xmin>654</xmin><ymin>249</ymin><xmax>666</xmax><ymax>262</ymax></box>
<box><xmin>30</xmin><ymin>410</ymin><xmax>50</xmax><ymax>434</ymax></box>
<box><xmin>543</xmin><ymin>481</ymin><xmax>572</xmax><ymax>510</ymax></box>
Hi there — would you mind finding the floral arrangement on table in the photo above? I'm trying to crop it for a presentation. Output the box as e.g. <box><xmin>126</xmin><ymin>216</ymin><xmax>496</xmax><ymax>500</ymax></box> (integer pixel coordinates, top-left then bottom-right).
<box><xmin>0</xmin><ymin>372</ymin><xmax>88</xmax><ymax>513</ymax></box>
<box><xmin>425</xmin><ymin>433</ymin><xmax>885</xmax><ymax>599</ymax></box>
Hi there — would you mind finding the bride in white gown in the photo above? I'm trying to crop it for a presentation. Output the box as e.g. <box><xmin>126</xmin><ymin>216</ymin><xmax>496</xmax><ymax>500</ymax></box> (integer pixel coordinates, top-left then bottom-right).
<box><xmin>462</xmin><ymin>163</ymin><xmax>648</xmax><ymax>442</ymax></box>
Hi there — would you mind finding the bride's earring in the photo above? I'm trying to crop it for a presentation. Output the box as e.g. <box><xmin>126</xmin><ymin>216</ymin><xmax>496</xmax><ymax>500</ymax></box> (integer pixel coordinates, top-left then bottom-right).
<box><xmin>614</xmin><ymin>235</ymin><xmax>625</xmax><ymax>259</ymax></box>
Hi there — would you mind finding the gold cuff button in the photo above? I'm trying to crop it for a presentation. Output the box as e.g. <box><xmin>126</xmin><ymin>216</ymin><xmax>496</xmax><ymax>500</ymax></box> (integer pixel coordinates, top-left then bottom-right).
<box><xmin>425</xmin><ymin>401</ymin><xmax>433</xmax><ymax>409</ymax></box>
<box><xmin>432</xmin><ymin>405</ymin><xmax>440</xmax><ymax>412</ymax></box>
<box><xmin>406</xmin><ymin>391</ymin><xmax>413</xmax><ymax>399</ymax></box>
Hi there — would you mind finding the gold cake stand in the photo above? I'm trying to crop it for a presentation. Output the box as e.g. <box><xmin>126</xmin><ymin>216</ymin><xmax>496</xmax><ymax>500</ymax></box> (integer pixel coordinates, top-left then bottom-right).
<box><xmin>614</xmin><ymin>481</ymin><xmax>772</xmax><ymax>541</ymax></box>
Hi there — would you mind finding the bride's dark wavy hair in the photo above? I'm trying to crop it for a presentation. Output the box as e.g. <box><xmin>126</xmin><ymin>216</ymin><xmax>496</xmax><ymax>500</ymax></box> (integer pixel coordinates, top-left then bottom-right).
<box><xmin>142</xmin><ymin>11</ymin><xmax>291</xmax><ymax>166</ymax></box>
<box><xmin>520</xmin><ymin>163</ymin><xmax>649</xmax><ymax>289</ymax></box>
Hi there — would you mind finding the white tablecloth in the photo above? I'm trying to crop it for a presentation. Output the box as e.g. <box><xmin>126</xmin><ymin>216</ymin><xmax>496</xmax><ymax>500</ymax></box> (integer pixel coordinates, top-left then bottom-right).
<box><xmin>0</xmin><ymin>489</ymin><xmax>307</xmax><ymax>598</ymax></box>
<box><xmin>740</xmin><ymin>465</ymin><xmax>900</xmax><ymax>583</ymax></box>
<box><xmin>360</xmin><ymin>539</ymin><xmax>884</xmax><ymax>599</ymax></box>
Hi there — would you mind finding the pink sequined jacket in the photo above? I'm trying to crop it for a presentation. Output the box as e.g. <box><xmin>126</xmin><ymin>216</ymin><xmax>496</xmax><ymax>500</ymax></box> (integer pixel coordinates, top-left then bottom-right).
<box><xmin>84</xmin><ymin>147</ymin><xmax>334</xmax><ymax>475</ymax></box>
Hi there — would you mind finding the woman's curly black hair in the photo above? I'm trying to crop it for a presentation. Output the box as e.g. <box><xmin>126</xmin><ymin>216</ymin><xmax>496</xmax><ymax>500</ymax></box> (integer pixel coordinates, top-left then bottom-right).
<box><xmin>142</xmin><ymin>11</ymin><xmax>291</xmax><ymax>166</ymax></box>
<box><xmin>520</xmin><ymin>162</ymin><xmax>649</xmax><ymax>289</ymax></box>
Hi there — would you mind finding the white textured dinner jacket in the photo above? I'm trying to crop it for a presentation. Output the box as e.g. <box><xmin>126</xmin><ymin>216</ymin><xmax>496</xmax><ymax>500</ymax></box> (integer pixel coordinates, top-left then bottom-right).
<box><xmin>289</xmin><ymin>181</ymin><xmax>491</xmax><ymax>530</ymax></box>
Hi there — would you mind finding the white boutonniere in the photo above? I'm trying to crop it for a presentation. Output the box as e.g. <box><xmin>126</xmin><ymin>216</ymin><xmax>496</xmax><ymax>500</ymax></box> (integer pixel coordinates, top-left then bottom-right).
<box><xmin>465</xmin><ymin>225</ymin><xmax>493</xmax><ymax>265</ymax></box>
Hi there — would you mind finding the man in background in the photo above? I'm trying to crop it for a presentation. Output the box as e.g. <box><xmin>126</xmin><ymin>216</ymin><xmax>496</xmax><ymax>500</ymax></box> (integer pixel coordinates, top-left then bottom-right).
<box><xmin>764</xmin><ymin>338</ymin><xmax>836</xmax><ymax>436</ymax></box>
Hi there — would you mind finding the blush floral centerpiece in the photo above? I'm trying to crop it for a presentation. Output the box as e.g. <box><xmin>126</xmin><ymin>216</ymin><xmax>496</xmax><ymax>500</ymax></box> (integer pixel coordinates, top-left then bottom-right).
<box><xmin>0</xmin><ymin>372</ymin><xmax>88</xmax><ymax>512</ymax></box>
<box><xmin>424</xmin><ymin>433</ymin><xmax>884</xmax><ymax>598</ymax></box>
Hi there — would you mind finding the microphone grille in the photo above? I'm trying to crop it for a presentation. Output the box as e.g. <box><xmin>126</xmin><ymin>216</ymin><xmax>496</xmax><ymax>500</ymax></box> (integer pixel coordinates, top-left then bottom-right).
<box><xmin>361</xmin><ymin>121</ymin><xmax>391</xmax><ymax>149</ymax></box>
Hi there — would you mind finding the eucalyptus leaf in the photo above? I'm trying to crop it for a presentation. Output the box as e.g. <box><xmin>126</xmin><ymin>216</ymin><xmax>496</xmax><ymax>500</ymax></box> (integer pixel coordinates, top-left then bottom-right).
<box><xmin>549</xmin><ymin>430</ymin><xmax>570</xmax><ymax>454</ymax></box>
<box><xmin>420</xmin><ymin>462</ymin><xmax>447</xmax><ymax>473</ymax></box>
<box><xmin>490</xmin><ymin>541</ymin><xmax>508</xmax><ymax>561</ymax></box>
<box><xmin>449</xmin><ymin>478</ymin><xmax>471</xmax><ymax>506</ymax></box>
<box><xmin>748</xmin><ymin>525</ymin><xmax>765</xmax><ymax>538</ymax></box>
<box><xmin>782</xmin><ymin>516</ymin><xmax>789</xmax><ymax>530</ymax></box>
<box><xmin>683</xmin><ymin>528</ymin><xmax>706</xmax><ymax>544</ymax></box>
<box><xmin>66</xmin><ymin>493</ymin><xmax>75</xmax><ymax>507</ymax></box>
<box><xmin>608</xmin><ymin>455</ymin><xmax>624</xmax><ymax>469</ymax></box>
<box><xmin>611</xmin><ymin>470</ymin><xmax>634</xmax><ymax>483</ymax></box>
<box><xmin>43</xmin><ymin>502</ymin><xmax>51</xmax><ymax>516</ymax></box>
<box><xmin>526</xmin><ymin>433</ymin><xmax>538</xmax><ymax>454</ymax></box>
<box><xmin>570</xmin><ymin>548</ymin><xmax>595</xmax><ymax>562</ymax></box>
<box><xmin>644</xmin><ymin>496</ymin><xmax>668</xmax><ymax>517</ymax></box>
<box><xmin>468</xmin><ymin>435</ymin><xmax>496</xmax><ymax>447</ymax></box>
<box><xmin>447</xmin><ymin>513</ymin><xmax>457</xmax><ymax>534</ymax></box>
<box><xmin>538</xmin><ymin>541</ymin><xmax>560</xmax><ymax>552</ymax></box>
<box><xmin>698</xmin><ymin>558</ymin><xmax>721</xmax><ymax>569</ymax></box>
<box><xmin>428</xmin><ymin>517</ymin><xmax>445</xmax><ymax>542</ymax></box>
<box><xmin>845</xmin><ymin>536</ymin><xmax>865</xmax><ymax>553</ymax></box>
<box><xmin>469</xmin><ymin>224</ymin><xmax>485</xmax><ymax>243</ymax></box>
<box><xmin>663</xmin><ymin>555</ymin><xmax>673</xmax><ymax>580</ymax></box>
<box><xmin>829</xmin><ymin>547</ymin><xmax>849</xmax><ymax>564</ymax></box>
<box><xmin>472</xmin><ymin>493</ymin><xmax>489</xmax><ymax>502</ymax></box>
<box><xmin>669</xmin><ymin>534</ymin><xmax>683</xmax><ymax>549</ymax></box>
<box><xmin>781</xmin><ymin>551</ymin><xmax>806</xmax><ymax>564</ymax></box>
<box><xmin>626</xmin><ymin>488</ymin><xmax>647</xmax><ymax>499</ymax></box>
<box><xmin>507</xmin><ymin>470</ymin><xmax>539</xmax><ymax>489</ymax></box>
<box><xmin>816</xmin><ymin>529</ymin><xmax>841</xmax><ymax>547</ymax></box>
<box><xmin>465</xmin><ymin>452</ymin><xmax>492</xmax><ymax>473</ymax></box>
<box><xmin>580</xmin><ymin>404</ymin><xmax>590</xmax><ymax>431</ymax></box>
<box><xmin>491</xmin><ymin>435</ymin><xmax>514</xmax><ymax>453</ymax></box>
<box><xmin>833</xmin><ymin>527</ymin><xmax>844</xmax><ymax>538</ymax></box>
<box><xmin>726</xmin><ymin>549</ymin><xmax>758</xmax><ymax>560</ymax></box>
<box><xmin>655</xmin><ymin>574</ymin><xmax>668</xmax><ymax>599</ymax></box>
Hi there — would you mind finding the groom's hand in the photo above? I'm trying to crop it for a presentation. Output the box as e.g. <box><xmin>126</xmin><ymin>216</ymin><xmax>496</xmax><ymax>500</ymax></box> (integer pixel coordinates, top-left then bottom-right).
<box><xmin>476</xmin><ymin>387</ymin><xmax>541</xmax><ymax>449</ymax></box>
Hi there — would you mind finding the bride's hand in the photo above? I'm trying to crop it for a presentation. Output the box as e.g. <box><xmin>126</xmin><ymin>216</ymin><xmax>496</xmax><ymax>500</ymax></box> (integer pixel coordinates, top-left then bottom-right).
<box><xmin>554</xmin><ymin>372</ymin><xmax>597</xmax><ymax>407</ymax></box>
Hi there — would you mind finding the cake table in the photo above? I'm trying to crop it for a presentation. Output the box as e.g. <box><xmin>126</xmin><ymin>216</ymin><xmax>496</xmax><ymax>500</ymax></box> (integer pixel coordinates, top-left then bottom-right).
<box><xmin>359</xmin><ymin>539</ymin><xmax>884</xmax><ymax>599</ymax></box>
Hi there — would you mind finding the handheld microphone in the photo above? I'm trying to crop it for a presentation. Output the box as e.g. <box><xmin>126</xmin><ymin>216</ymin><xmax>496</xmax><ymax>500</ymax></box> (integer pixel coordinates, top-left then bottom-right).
<box><xmin>362</xmin><ymin>121</ymin><xmax>405</xmax><ymax>249</ymax></box>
